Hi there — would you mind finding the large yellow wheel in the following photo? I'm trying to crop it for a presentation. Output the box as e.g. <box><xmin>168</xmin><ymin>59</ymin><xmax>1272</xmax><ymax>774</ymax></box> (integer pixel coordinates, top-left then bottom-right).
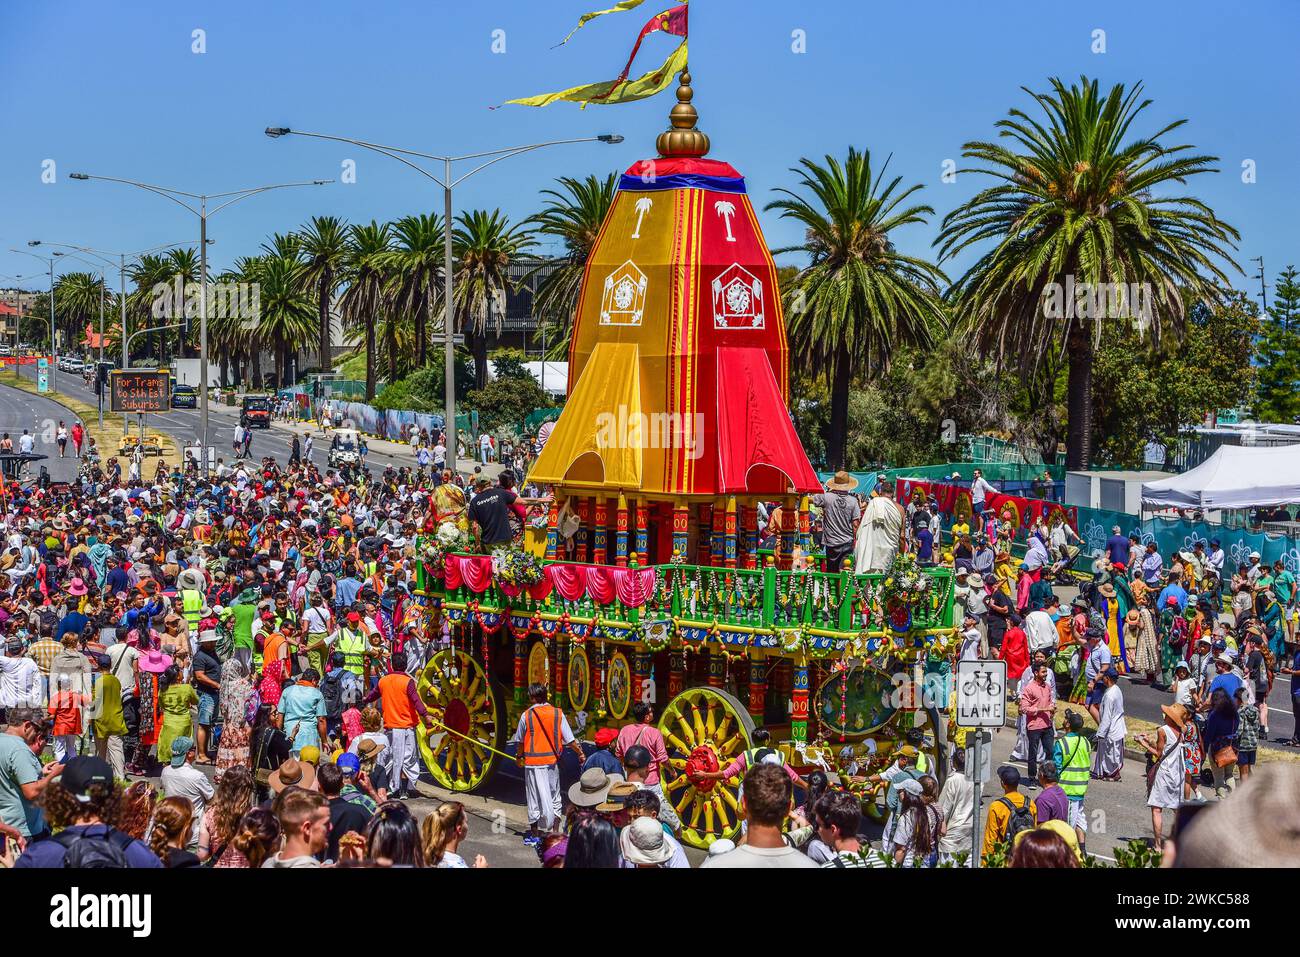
<box><xmin>659</xmin><ymin>687</ymin><xmax>755</xmax><ymax>850</ymax></box>
<box><xmin>416</xmin><ymin>649</ymin><xmax>505</xmax><ymax>792</ymax></box>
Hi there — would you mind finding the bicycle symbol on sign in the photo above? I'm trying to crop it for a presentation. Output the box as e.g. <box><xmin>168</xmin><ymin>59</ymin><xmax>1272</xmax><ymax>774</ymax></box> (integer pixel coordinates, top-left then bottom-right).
<box><xmin>962</xmin><ymin>670</ymin><xmax>1002</xmax><ymax>699</ymax></box>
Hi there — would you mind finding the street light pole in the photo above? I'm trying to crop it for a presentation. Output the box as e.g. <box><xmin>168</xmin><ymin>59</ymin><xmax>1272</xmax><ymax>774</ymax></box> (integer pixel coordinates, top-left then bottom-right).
<box><xmin>68</xmin><ymin>173</ymin><xmax>331</xmax><ymax>467</ymax></box>
<box><xmin>265</xmin><ymin>127</ymin><xmax>622</xmax><ymax>475</ymax></box>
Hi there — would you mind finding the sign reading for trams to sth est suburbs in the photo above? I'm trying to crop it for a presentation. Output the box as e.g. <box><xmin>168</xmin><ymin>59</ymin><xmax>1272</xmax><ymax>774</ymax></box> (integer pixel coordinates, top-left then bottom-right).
<box><xmin>109</xmin><ymin>369</ymin><xmax>171</xmax><ymax>413</ymax></box>
<box><xmin>956</xmin><ymin>658</ymin><xmax>1007</xmax><ymax>728</ymax></box>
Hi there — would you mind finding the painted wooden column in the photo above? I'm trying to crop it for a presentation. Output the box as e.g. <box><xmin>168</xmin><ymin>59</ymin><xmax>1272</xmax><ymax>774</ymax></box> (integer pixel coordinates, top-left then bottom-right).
<box><xmin>695</xmin><ymin>503</ymin><xmax>713</xmax><ymax>566</ymax></box>
<box><xmin>513</xmin><ymin>637</ymin><xmax>529</xmax><ymax>707</ymax></box>
<box><xmin>742</xmin><ymin>504</ymin><xmax>759</xmax><ymax>570</ymax></box>
<box><xmin>710</xmin><ymin>499</ymin><xmax>726</xmax><ymax>567</ymax></box>
<box><xmin>707</xmin><ymin>644</ymin><xmax>725</xmax><ymax>688</ymax></box>
<box><xmin>747</xmin><ymin>649</ymin><xmax>766</xmax><ymax>722</ymax></box>
<box><xmin>552</xmin><ymin>632</ymin><xmax>569</xmax><ymax>710</ymax></box>
<box><xmin>632</xmin><ymin>645</ymin><xmax>652</xmax><ymax>709</ymax></box>
<box><xmin>672</xmin><ymin>500</ymin><xmax>690</xmax><ymax>560</ymax></box>
<box><xmin>576</xmin><ymin>497</ymin><xmax>590</xmax><ymax>563</ymax></box>
<box><xmin>633</xmin><ymin>498</ymin><xmax>649</xmax><ymax>566</ymax></box>
<box><xmin>668</xmin><ymin>648</ymin><xmax>685</xmax><ymax>699</ymax></box>
<box><xmin>778</xmin><ymin>496</ymin><xmax>797</xmax><ymax>569</ymax></box>
<box><xmin>614</xmin><ymin>492</ymin><xmax>630</xmax><ymax>567</ymax></box>
<box><xmin>791</xmin><ymin>658</ymin><xmax>810</xmax><ymax>743</ymax></box>
<box><xmin>724</xmin><ymin>495</ymin><xmax>738</xmax><ymax>569</ymax></box>
<box><xmin>797</xmin><ymin>495</ymin><xmax>812</xmax><ymax>555</ymax></box>
<box><xmin>592</xmin><ymin>497</ymin><xmax>609</xmax><ymax>565</ymax></box>
<box><xmin>545</xmin><ymin>497</ymin><xmax>560</xmax><ymax>560</ymax></box>
<box><xmin>591</xmin><ymin>641</ymin><xmax>604</xmax><ymax>716</ymax></box>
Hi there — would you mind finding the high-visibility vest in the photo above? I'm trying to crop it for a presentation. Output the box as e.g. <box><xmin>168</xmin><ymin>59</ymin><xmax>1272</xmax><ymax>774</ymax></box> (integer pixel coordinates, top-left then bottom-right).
<box><xmin>1056</xmin><ymin>733</ymin><xmax>1091</xmax><ymax>799</ymax></box>
<box><xmin>744</xmin><ymin>747</ymin><xmax>785</xmax><ymax>768</ymax></box>
<box><xmin>914</xmin><ymin>750</ymin><xmax>931</xmax><ymax>774</ymax></box>
<box><xmin>520</xmin><ymin>704</ymin><xmax>563</xmax><ymax>767</ymax></box>
<box><xmin>336</xmin><ymin>629</ymin><xmax>367</xmax><ymax>677</ymax></box>
<box><xmin>181</xmin><ymin>589</ymin><xmax>204</xmax><ymax>635</ymax></box>
<box><xmin>378</xmin><ymin>672</ymin><xmax>418</xmax><ymax>729</ymax></box>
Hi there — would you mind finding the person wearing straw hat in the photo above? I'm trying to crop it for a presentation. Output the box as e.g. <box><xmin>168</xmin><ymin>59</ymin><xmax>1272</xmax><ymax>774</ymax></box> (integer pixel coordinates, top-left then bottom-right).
<box><xmin>813</xmin><ymin>471</ymin><xmax>861</xmax><ymax>573</ymax></box>
<box><xmin>1135</xmin><ymin>704</ymin><xmax>1188</xmax><ymax>850</ymax></box>
<box><xmin>567</xmin><ymin>766</ymin><xmax>624</xmax><ymax>810</ymax></box>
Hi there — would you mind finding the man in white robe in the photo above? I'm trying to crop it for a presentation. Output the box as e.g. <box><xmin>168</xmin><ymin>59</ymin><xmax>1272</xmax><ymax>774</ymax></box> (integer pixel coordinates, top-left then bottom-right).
<box><xmin>854</xmin><ymin>489</ymin><xmax>905</xmax><ymax>574</ymax></box>
<box><xmin>1090</xmin><ymin>667</ymin><xmax>1126</xmax><ymax>780</ymax></box>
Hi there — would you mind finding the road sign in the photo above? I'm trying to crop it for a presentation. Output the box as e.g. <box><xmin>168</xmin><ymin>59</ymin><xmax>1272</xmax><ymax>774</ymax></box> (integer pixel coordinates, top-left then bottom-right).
<box><xmin>956</xmin><ymin>658</ymin><xmax>1007</xmax><ymax>728</ymax></box>
<box><xmin>109</xmin><ymin>369</ymin><xmax>172</xmax><ymax>413</ymax></box>
<box><xmin>37</xmin><ymin>356</ymin><xmax>48</xmax><ymax>393</ymax></box>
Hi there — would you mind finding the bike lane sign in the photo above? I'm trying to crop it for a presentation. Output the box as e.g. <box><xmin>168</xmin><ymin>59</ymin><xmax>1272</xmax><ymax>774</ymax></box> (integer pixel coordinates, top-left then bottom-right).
<box><xmin>956</xmin><ymin>659</ymin><xmax>1007</xmax><ymax>727</ymax></box>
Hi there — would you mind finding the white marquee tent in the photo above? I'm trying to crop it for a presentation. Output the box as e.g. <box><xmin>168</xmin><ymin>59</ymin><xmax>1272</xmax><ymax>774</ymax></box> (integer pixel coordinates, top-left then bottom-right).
<box><xmin>1140</xmin><ymin>444</ymin><xmax>1300</xmax><ymax>510</ymax></box>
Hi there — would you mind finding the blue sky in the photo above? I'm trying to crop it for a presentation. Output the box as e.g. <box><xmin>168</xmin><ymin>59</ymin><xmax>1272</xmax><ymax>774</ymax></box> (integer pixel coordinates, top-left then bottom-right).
<box><xmin>1</xmin><ymin>0</ymin><xmax>1296</xmax><ymax>303</ymax></box>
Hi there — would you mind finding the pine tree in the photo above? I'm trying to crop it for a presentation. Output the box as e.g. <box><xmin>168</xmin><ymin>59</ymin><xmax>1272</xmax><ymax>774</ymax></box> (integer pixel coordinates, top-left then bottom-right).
<box><xmin>1254</xmin><ymin>265</ymin><xmax>1300</xmax><ymax>423</ymax></box>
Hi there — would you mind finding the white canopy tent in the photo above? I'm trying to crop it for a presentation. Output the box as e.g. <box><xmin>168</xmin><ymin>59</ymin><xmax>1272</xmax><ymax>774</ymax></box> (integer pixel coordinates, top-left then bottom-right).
<box><xmin>1140</xmin><ymin>444</ymin><xmax>1300</xmax><ymax>510</ymax></box>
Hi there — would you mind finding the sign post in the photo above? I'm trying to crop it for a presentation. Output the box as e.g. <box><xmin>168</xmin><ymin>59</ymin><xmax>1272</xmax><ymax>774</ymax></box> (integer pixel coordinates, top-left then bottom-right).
<box><xmin>956</xmin><ymin>658</ymin><xmax>1007</xmax><ymax>868</ymax></box>
<box><xmin>37</xmin><ymin>357</ymin><xmax>49</xmax><ymax>393</ymax></box>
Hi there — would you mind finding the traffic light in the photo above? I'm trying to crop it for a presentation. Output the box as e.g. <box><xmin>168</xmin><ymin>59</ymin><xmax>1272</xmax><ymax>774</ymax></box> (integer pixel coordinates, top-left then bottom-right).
<box><xmin>95</xmin><ymin>361</ymin><xmax>111</xmax><ymax>397</ymax></box>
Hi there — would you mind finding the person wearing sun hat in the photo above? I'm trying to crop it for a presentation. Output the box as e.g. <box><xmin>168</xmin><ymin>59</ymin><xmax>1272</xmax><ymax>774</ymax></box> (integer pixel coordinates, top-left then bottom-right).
<box><xmin>567</xmin><ymin>766</ymin><xmax>625</xmax><ymax>809</ymax></box>
<box><xmin>620</xmin><ymin>814</ymin><xmax>684</xmax><ymax>868</ymax></box>
<box><xmin>814</xmin><ymin>471</ymin><xmax>861</xmax><ymax>573</ymax></box>
<box><xmin>1135</xmin><ymin>703</ymin><xmax>1189</xmax><ymax>850</ymax></box>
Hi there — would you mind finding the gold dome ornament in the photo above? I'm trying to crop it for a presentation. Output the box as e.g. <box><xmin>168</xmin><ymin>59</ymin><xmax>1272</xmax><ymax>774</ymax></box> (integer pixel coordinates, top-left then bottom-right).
<box><xmin>656</xmin><ymin>70</ymin><xmax>710</xmax><ymax>158</ymax></box>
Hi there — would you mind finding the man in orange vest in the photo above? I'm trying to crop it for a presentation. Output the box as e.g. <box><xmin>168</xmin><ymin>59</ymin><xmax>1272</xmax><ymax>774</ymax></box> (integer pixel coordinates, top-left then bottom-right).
<box><xmin>509</xmin><ymin>683</ymin><xmax>584</xmax><ymax>846</ymax></box>
<box><xmin>360</xmin><ymin>651</ymin><xmax>432</xmax><ymax>801</ymax></box>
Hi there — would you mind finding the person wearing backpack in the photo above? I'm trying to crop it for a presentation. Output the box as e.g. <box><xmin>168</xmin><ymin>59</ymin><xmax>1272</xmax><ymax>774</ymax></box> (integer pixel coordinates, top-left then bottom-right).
<box><xmin>981</xmin><ymin>765</ymin><xmax>1037</xmax><ymax>859</ymax></box>
<box><xmin>14</xmin><ymin>756</ymin><xmax>161</xmax><ymax>867</ymax></box>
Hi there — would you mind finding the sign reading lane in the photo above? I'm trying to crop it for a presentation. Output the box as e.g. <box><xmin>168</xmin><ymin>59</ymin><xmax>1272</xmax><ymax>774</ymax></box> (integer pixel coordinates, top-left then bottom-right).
<box><xmin>956</xmin><ymin>658</ymin><xmax>1007</xmax><ymax>728</ymax></box>
<box><xmin>110</xmin><ymin>370</ymin><xmax>172</xmax><ymax>413</ymax></box>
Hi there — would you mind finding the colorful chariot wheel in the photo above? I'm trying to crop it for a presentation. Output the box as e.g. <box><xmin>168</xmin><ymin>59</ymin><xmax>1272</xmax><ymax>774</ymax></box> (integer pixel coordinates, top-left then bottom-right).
<box><xmin>415</xmin><ymin>649</ymin><xmax>505</xmax><ymax>792</ymax></box>
<box><xmin>658</xmin><ymin>687</ymin><xmax>755</xmax><ymax>850</ymax></box>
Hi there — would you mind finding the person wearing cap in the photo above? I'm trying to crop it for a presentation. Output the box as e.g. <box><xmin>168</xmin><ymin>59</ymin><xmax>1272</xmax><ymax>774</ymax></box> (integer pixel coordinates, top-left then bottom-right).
<box><xmin>1079</xmin><ymin>626</ymin><xmax>1112</xmax><ymax>719</ymax></box>
<box><xmin>581</xmin><ymin>727</ymin><xmax>624</xmax><ymax>778</ymax></box>
<box><xmin>1207</xmin><ymin>652</ymin><xmax>1244</xmax><ymax>702</ymax></box>
<box><xmin>191</xmin><ymin>629</ymin><xmax>222</xmax><ymax>764</ymax></box>
<box><xmin>1246</xmin><ymin>550</ymin><xmax>1263</xmax><ymax>586</ymax></box>
<box><xmin>813</xmin><ymin>472</ymin><xmax>861</xmax><ymax>573</ymax></box>
<box><xmin>13</xmin><ymin>755</ymin><xmax>161</xmax><ymax>868</ymax></box>
<box><xmin>1090</xmin><ymin>667</ymin><xmax>1126</xmax><ymax>781</ymax></box>
<box><xmin>1052</xmin><ymin>710</ymin><xmax>1092</xmax><ymax>845</ymax></box>
<box><xmin>467</xmin><ymin>474</ymin><xmax>518</xmax><ymax>550</ymax></box>
<box><xmin>332</xmin><ymin>609</ymin><xmax>374</xmax><ymax>681</ymax></box>
<box><xmin>160</xmin><ymin>735</ymin><xmax>213</xmax><ymax>848</ymax></box>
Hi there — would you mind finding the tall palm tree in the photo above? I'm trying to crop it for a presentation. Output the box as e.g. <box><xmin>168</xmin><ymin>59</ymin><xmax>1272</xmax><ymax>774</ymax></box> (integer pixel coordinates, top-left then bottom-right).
<box><xmin>256</xmin><ymin>254</ymin><xmax>317</xmax><ymax>388</ymax></box>
<box><xmin>526</xmin><ymin>172</ymin><xmax>617</xmax><ymax>358</ymax></box>
<box><xmin>297</xmin><ymin>215</ymin><xmax>350</xmax><ymax>374</ymax></box>
<box><xmin>210</xmin><ymin>257</ymin><xmax>263</xmax><ymax>387</ymax></box>
<box><xmin>938</xmin><ymin>76</ymin><xmax>1240</xmax><ymax>468</ymax></box>
<box><xmin>452</xmin><ymin>209</ymin><xmax>534</xmax><ymax>388</ymax></box>
<box><xmin>125</xmin><ymin>253</ymin><xmax>173</xmax><ymax>364</ymax></box>
<box><xmin>53</xmin><ymin>272</ymin><xmax>106</xmax><ymax>350</ymax></box>
<box><xmin>337</xmin><ymin>221</ymin><xmax>394</xmax><ymax>399</ymax></box>
<box><xmin>383</xmin><ymin>214</ymin><xmax>444</xmax><ymax>370</ymax></box>
<box><xmin>163</xmin><ymin>247</ymin><xmax>200</xmax><ymax>358</ymax></box>
<box><xmin>765</xmin><ymin>148</ymin><xmax>947</xmax><ymax>467</ymax></box>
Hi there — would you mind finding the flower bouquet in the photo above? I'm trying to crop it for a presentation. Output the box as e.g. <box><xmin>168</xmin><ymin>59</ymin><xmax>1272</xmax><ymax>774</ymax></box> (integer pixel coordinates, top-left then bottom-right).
<box><xmin>492</xmin><ymin>547</ymin><xmax>545</xmax><ymax>589</ymax></box>
<box><xmin>420</xmin><ymin>521</ymin><xmax>469</xmax><ymax>577</ymax></box>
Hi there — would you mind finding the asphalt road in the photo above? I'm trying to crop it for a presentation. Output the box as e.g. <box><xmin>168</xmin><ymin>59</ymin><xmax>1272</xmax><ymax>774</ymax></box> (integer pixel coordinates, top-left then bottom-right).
<box><xmin>0</xmin><ymin>373</ymin><xmax>83</xmax><ymax>483</ymax></box>
<box><xmin>15</xmin><ymin>363</ymin><xmax>418</xmax><ymax>474</ymax></box>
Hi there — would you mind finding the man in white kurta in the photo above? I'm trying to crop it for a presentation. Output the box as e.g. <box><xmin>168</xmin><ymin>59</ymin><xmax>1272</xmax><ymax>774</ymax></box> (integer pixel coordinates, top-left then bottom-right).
<box><xmin>1091</xmin><ymin>669</ymin><xmax>1126</xmax><ymax>780</ymax></box>
<box><xmin>507</xmin><ymin>686</ymin><xmax>585</xmax><ymax>841</ymax></box>
<box><xmin>854</xmin><ymin>490</ymin><xmax>905</xmax><ymax>574</ymax></box>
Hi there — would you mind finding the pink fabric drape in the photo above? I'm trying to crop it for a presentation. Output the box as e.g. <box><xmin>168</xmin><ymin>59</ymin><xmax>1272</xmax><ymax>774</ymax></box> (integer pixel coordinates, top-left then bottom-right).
<box><xmin>444</xmin><ymin>554</ymin><xmax>494</xmax><ymax>593</ymax></box>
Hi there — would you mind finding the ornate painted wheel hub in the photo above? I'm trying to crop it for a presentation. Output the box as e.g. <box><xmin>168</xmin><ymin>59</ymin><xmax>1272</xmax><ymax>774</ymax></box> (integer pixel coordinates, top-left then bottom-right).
<box><xmin>658</xmin><ymin>687</ymin><xmax>754</xmax><ymax>849</ymax></box>
<box><xmin>416</xmin><ymin>649</ymin><xmax>504</xmax><ymax>792</ymax></box>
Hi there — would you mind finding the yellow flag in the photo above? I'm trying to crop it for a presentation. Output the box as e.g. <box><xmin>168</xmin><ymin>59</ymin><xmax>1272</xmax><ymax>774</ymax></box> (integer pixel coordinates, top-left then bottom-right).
<box><xmin>506</xmin><ymin>40</ymin><xmax>686</xmax><ymax>108</ymax></box>
<box><xmin>557</xmin><ymin>0</ymin><xmax>652</xmax><ymax>46</ymax></box>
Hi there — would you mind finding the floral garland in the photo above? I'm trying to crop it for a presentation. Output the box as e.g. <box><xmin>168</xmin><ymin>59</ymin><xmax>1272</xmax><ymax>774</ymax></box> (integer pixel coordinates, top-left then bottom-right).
<box><xmin>419</xmin><ymin>521</ymin><xmax>469</xmax><ymax>576</ymax></box>
<box><xmin>876</xmin><ymin>554</ymin><xmax>931</xmax><ymax>611</ymax></box>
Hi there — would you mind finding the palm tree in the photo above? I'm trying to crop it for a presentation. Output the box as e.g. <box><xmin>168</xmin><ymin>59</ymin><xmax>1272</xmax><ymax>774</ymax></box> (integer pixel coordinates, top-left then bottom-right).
<box><xmin>210</xmin><ymin>257</ymin><xmax>263</xmax><ymax>387</ymax></box>
<box><xmin>53</xmin><ymin>272</ymin><xmax>106</xmax><ymax>350</ymax></box>
<box><xmin>256</xmin><ymin>254</ymin><xmax>317</xmax><ymax>388</ymax></box>
<box><xmin>163</xmin><ymin>247</ymin><xmax>200</xmax><ymax>358</ymax></box>
<box><xmin>337</xmin><ymin>221</ymin><xmax>394</xmax><ymax>399</ymax></box>
<box><xmin>125</xmin><ymin>254</ymin><xmax>173</xmax><ymax>364</ymax></box>
<box><xmin>383</xmin><ymin>214</ymin><xmax>443</xmax><ymax>370</ymax></box>
<box><xmin>765</xmin><ymin>148</ymin><xmax>948</xmax><ymax>468</ymax></box>
<box><xmin>526</xmin><ymin>173</ymin><xmax>617</xmax><ymax>359</ymax></box>
<box><xmin>937</xmin><ymin>76</ymin><xmax>1240</xmax><ymax>468</ymax></box>
<box><xmin>297</xmin><ymin>215</ymin><xmax>349</xmax><ymax>374</ymax></box>
<box><xmin>452</xmin><ymin>209</ymin><xmax>534</xmax><ymax>389</ymax></box>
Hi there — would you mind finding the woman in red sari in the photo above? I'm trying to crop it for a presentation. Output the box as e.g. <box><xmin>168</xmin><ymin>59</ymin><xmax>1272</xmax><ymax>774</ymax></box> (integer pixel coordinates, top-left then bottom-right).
<box><xmin>998</xmin><ymin>621</ymin><xmax>1030</xmax><ymax>684</ymax></box>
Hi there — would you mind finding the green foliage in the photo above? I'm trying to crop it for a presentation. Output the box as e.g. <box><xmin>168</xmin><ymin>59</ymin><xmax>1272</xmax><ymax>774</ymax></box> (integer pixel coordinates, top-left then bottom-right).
<box><xmin>465</xmin><ymin>374</ymin><xmax>551</xmax><ymax>432</ymax></box>
<box><xmin>371</xmin><ymin>357</ymin><xmax>474</xmax><ymax>413</ymax></box>
<box><xmin>1254</xmin><ymin>265</ymin><xmax>1300</xmax><ymax>424</ymax></box>
<box><xmin>1110</xmin><ymin>838</ymin><xmax>1162</xmax><ymax>868</ymax></box>
<box><xmin>1092</xmin><ymin>291</ymin><xmax>1259</xmax><ymax>466</ymax></box>
<box><xmin>490</xmin><ymin>347</ymin><xmax>532</xmax><ymax>381</ymax></box>
<box><xmin>981</xmin><ymin>838</ymin><xmax>1010</xmax><ymax>868</ymax></box>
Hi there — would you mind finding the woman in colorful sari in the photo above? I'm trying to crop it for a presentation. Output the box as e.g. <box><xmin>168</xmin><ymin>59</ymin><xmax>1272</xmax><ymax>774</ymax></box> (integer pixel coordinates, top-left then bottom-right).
<box><xmin>434</xmin><ymin>471</ymin><xmax>469</xmax><ymax>535</ymax></box>
<box><xmin>1128</xmin><ymin>606</ymin><xmax>1162</xmax><ymax>687</ymax></box>
<box><xmin>1095</xmin><ymin>582</ymin><xmax>1131</xmax><ymax>674</ymax></box>
<box><xmin>1260</xmin><ymin>589</ymin><xmax>1285</xmax><ymax>662</ymax></box>
<box><xmin>215</xmin><ymin>659</ymin><xmax>255</xmax><ymax>778</ymax></box>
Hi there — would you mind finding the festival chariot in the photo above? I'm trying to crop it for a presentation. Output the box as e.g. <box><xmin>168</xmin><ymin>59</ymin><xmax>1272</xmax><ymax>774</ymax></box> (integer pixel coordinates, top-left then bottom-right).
<box><xmin>412</xmin><ymin>75</ymin><xmax>959</xmax><ymax>848</ymax></box>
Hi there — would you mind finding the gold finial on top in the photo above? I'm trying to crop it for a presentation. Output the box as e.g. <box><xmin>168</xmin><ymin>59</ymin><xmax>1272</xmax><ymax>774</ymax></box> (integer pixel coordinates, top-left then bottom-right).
<box><xmin>656</xmin><ymin>69</ymin><xmax>710</xmax><ymax>158</ymax></box>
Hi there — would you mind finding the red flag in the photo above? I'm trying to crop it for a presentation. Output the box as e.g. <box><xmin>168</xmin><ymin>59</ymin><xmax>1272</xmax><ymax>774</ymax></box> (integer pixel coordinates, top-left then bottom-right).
<box><xmin>590</xmin><ymin>4</ymin><xmax>688</xmax><ymax>102</ymax></box>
